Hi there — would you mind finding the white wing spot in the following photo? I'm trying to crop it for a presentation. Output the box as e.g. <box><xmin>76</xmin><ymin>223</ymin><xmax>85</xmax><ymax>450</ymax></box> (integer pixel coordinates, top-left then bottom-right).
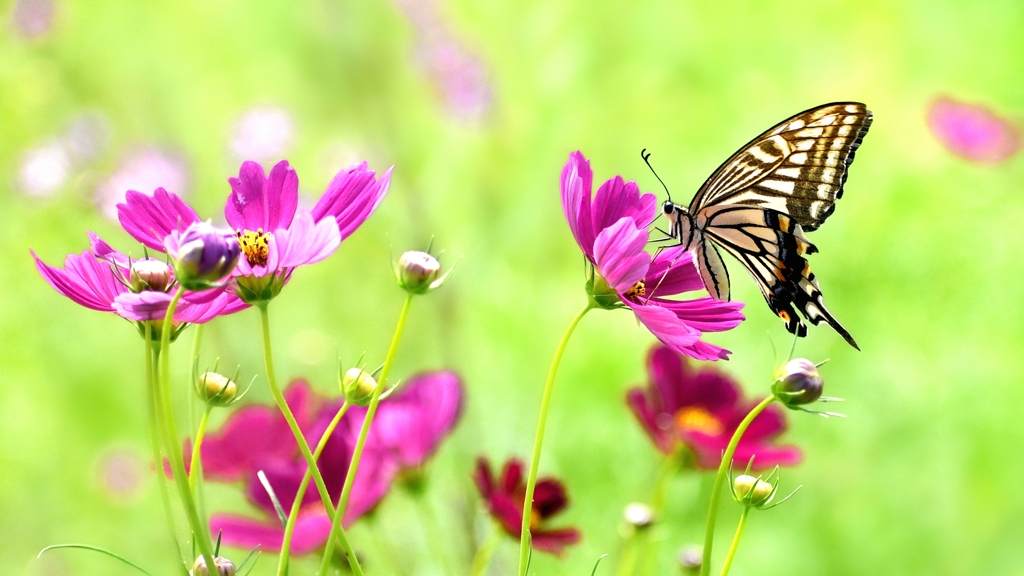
<box><xmin>789</xmin><ymin>152</ymin><xmax>808</xmax><ymax>165</ymax></box>
<box><xmin>821</xmin><ymin>167</ymin><xmax>837</xmax><ymax>182</ymax></box>
<box><xmin>795</xmin><ymin>127</ymin><xmax>825</xmax><ymax>138</ymax></box>
<box><xmin>775</xmin><ymin>167</ymin><xmax>802</xmax><ymax>179</ymax></box>
<box><xmin>760</xmin><ymin>179</ymin><xmax>796</xmax><ymax>194</ymax></box>
<box><xmin>795</xmin><ymin>139</ymin><xmax>815</xmax><ymax>152</ymax></box>
<box><xmin>810</xmin><ymin>114</ymin><xmax>838</xmax><ymax>127</ymax></box>
<box><xmin>816</xmin><ymin>182</ymin><xmax>832</xmax><ymax>199</ymax></box>
<box><xmin>842</xmin><ymin>115</ymin><xmax>858</xmax><ymax>124</ymax></box>
<box><xmin>789</xmin><ymin>119</ymin><xmax>806</xmax><ymax>130</ymax></box>
<box><xmin>844</xmin><ymin>105</ymin><xmax>860</xmax><ymax>113</ymax></box>
<box><xmin>748</xmin><ymin>145</ymin><xmax>781</xmax><ymax>163</ymax></box>
<box><xmin>838</xmin><ymin>125</ymin><xmax>852</xmax><ymax>137</ymax></box>
<box><xmin>830</xmin><ymin>138</ymin><xmax>848</xmax><ymax>150</ymax></box>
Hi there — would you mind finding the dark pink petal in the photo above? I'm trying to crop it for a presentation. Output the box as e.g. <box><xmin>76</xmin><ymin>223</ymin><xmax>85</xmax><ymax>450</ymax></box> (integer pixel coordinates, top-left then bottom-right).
<box><xmin>209</xmin><ymin>510</ymin><xmax>332</xmax><ymax>555</ymax></box>
<box><xmin>560</xmin><ymin>151</ymin><xmax>595</xmax><ymax>258</ymax></box>
<box><xmin>501</xmin><ymin>459</ymin><xmax>525</xmax><ymax>495</ymax></box>
<box><xmin>674</xmin><ymin>340</ymin><xmax>733</xmax><ymax>361</ymax></box>
<box><xmin>591</xmin><ymin>175</ymin><xmax>657</xmax><ymax>233</ymax></box>
<box><xmin>531</xmin><ymin>527</ymin><xmax>582</xmax><ymax>556</ymax></box>
<box><xmin>116</xmin><ymin>188</ymin><xmax>201</xmax><ymax>252</ymax></box>
<box><xmin>488</xmin><ymin>490</ymin><xmax>526</xmax><ymax>538</ymax></box>
<box><xmin>627</xmin><ymin>301</ymin><xmax>701</xmax><ymax>351</ymax></box>
<box><xmin>727</xmin><ymin>401</ymin><xmax>788</xmax><ymax>442</ymax></box>
<box><xmin>687</xmin><ymin>369</ymin><xmax>743</xmax><ymax>414</ymax></box>
<box><xmin>683</xmin><ymin>431</ymin><xmax>801</xmax><ymax>470</ymax></box>
<box><xmin>593</xmin><ymin>218</ymin><xmax>651</xmax><ymax>292</ymax></box>
<box><xmin>32</xmin><ymin>250</ymin><xmax>124</xmax><ymax>311</ymax></box>
<box><xmin>270</xmin><ymin>211</ymin><xmax>340</xmax><ymax>270</ymax></box>
<box><xmin>646</xmin><ymin>345</ymin><xmax>688</xmax><ymax>413</ymax></box>
<box><xmin>649</xmin><ymin>297</ymin><xmax>745</xmax><ymax>333</ymax></box>
<box><xmin>311</xmin><ymin>162</ymin><xmax>392</xmax><ymax>241</ymax></box>
<box><xmin>225</xmin><ymin>160</ymin><xmax>299</xmax><ymax>232</ymax></box>
<box><xmin>625</xmin><ymin>387</ymin><xmax>674</xmax><ymax>455</ymax></box>
<box><xmin>533</xmin><ymin>478</ymin><xmax>569</xmax><ymax>519</ymax></box>
<box><xmin>645</xmin><ymin>247</ymin><xmax>705</xmax><ymax>297</ymax></box>
<box><xmin>474</xmin><ymin>457</ymin><xmax>496</xmax><ymax>500</ymax></box>
<box><xmin>928</xmin><ymin>96</ymin><xmax>1021</xmax><ymax>163</ymax></box>
<box><xmin>369</xmin><ymin>371</ymin><xmax>464</xmax><ymax>468</ymax></box>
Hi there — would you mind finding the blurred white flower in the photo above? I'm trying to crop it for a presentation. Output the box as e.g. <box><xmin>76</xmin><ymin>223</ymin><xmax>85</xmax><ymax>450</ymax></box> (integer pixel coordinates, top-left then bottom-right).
<box><xmin>96</xmin><ymin>448</ymin><xmax>144</xmax><ymax>501</ymax></box>
<box><xmin>62</xmin><ymin>111</ymin><xmax>111</xmax><ymax>164</ymax></box>
<box><xmin>230</xmin><ymin>106</ymin><xmax>295</xmax><ymax>161</ymax></box>
<box><xmin>11</xmin><ymin>0</ymin><xmax>55</xmax><ymax>39</ymax></box>
<box><xmin>17</xmin><ymin>141</ymin><xmax>70</xmax><ymax>197</ymax></box>
<box><xmin>94</xmin><ymin>147</ymin><xmax>189</xmax><ymax>220</ymax></box>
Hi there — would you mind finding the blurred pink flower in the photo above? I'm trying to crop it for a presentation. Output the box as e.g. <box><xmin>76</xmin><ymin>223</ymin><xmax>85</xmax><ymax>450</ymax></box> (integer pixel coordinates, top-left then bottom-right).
<box><xmin>626</xmin><ymin>345</ymin><xmax>802</xmax><ymax>470</ymax></box>
<box><xmin>11</xmin><ymin>0</ymin><xmax>54</xmax><ymax>39</ymax></box>
<box><xmin>473</xmin><ymin>457</ymin><xmax>581</xmax><ymax>556</ymax></box>
<box><xmin>95</xmin><ymin>147</ymin><xmax>190</xmax><ymax>220</ymax></box>
<box><xmin>17</xmin><ymin>142</ymin><xmax>70</xmax><ymax>197</ymax></box>
<box><xmin>927</xmin><ymin>96</ymin><xmax>1021</xmax><ymax>163</ymax></box>
<box><xmin>230</xmin><ymin>107</ymin><xmax>295</xmax><ymax>162</ymax></box>
<box><xmin>201</xmin><ymin>373</ymin><xmax>462</xmax><ymax>554</ymax></box>
<box><xmin>561</xmin><ymin>151</ymin><xmax>745</xmax><ymax>360</ymax></box>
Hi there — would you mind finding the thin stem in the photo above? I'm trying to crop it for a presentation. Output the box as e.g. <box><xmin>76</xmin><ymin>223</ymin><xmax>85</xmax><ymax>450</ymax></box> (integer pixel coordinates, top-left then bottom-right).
<box><xmin>517</xmin><ymin>303</ymin><xmax>592</xmax><ymax>575</ymax></box>
<box><xmin>718</xmin><ymin>507</ymin><xmax>750</xmax><ymax>576</ymax></box>
<box><xmin>699</xmin><ymin>395</ymin><xmax>776</xmax><ymax>576</ymax></box>
<box><xmin>416</xmin><ymin>495</ymin><xmax>455</xmax><ymax>575</ymax></box>
<box><xmin>144</xmin><ymin>325</ymin><xmax>183</xmax><ymax>565</ymax></box>
<box><xmin>257</xmin><ymin>303</ymin><xmax>362</xmax><ymax>576</ymax></box>
<box><xmin>627</xmin><ymin>457</ymin><xmax>679</xmax><ymax>576</ymax></box>
<box><xmin>318</xmin><ymin>293</ymin><xmax>416</xmax><ymax>576</ymax></box>
<box><xmin>276</xmin><ymin>401</ymin><xmax>350</xmax><ymax>576</ymax></box>
<box><xmin>156</xmin><ymin>288</ymin><xmax>217</xmax><ymax>569</ymax></box>
<box><xmin>470</xmin><ymin>526</ymin><xmax>504</xmax><ymax>576</ymax></box>
<box><xmin>188</xmin><ymin>406</ymin><xmax>212</xmax><ymax>494</ymax></box>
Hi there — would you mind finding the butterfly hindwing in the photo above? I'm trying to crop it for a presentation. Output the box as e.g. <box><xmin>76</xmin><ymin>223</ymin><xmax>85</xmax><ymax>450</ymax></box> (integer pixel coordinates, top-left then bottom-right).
<box><xmin>693</xmin><ymin>233</ymin><xmax>731</xmax><ymax>302</ymax></box>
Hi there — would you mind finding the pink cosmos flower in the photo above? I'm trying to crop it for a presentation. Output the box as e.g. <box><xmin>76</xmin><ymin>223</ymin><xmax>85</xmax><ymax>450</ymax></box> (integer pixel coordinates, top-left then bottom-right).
<box><xmin>626</xmin><ymin>345</ymin><xmax>801</xmax><ymax>470</ymax></box>
<box><xmin>473</xmin><ymin>457</ymin><xmax>581</xmax><ymax>556</ymax></box>
<box><xmin>32</xmin><ymin>232</ymin><xmax>246</xmax><ymax>327</ymax></box>
<box><xmin>117</xmin><ymin>159</ymin><xmax>391</xmax><ymax>302</ymax></box>
<box><xmin>927</xmin><ymin>96</ymin><xmax>1021</xmax><ymax>163</ymax></box>
<box><xmin>200</xmin><ymin>372</ymin><xmax>463</xmax><ymax>554</ymax></box>
<box><xmin>561</xmin><ymin>151</ymin><xmax>744</xmax><ymax>360</ymax></box>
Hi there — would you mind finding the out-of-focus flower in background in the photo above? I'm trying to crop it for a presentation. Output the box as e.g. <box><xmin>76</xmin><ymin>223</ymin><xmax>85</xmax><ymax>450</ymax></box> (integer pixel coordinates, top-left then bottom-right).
<box><xmin>17</xmin><ymin>141</ymin><xmax>70</xmax><ymax>197</ymax></box>
<box><xmin>95</xmin><ymin>147</ymin><xmax>190</xmax><ymax>220</ymax></box>
<box><xmin>62</xmin><ymin>112</ymin><xmax>111</xmax><ymax>164</ymax></box>
<box><xmin>95</xmin><ymin>447</ymin><xmax>144</xmax><ymax>502</ymax></box>
<box><xmin>626</xmin><ymin>344</ymin><xmax>802</xmax><ymax>470</ymax></box>
<box><xmin>230</xmin><ymin>106</ymin><xmax>295</xmax><ymax>162</ymax></box>
<box><xmin>927</xmin><ymin>96</ymin><xmax>1021</xmax><ymax>163</ymax></box>
<box><xmin>473</xmin><ymin>457</ymin><xmax>581</xmax><ymax>556</ymax></box>
<box><xmin>10</xmin><ymin>0</ymin><xmax>55</xmax><ymax>39</ymax></box>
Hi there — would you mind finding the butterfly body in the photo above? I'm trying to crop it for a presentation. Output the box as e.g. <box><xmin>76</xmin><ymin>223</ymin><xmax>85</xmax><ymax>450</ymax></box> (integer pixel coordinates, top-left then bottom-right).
<box><xmin>656</xmin><ymin>102</ymin><xmax>871</xmax><ymax>350</ymax></box>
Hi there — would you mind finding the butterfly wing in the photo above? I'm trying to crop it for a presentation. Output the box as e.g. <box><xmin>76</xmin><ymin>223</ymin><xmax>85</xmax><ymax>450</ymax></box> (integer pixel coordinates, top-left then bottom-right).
<box><xmin>688</xmin><ymin>102</ymin><xmax>872</xmax><ymax>231</ymax></box>
<box><xmin>696</xmin><ymin>205</ymin><xmax>858</xmax><ymax>349</ymax></box>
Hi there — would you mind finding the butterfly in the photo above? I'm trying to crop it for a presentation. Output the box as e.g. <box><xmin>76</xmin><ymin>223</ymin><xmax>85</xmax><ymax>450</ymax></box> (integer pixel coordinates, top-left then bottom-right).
<box><xmin>649</xmin><ymin>102</ymin><xmax>871</xmax><ymax>350</ymax></box>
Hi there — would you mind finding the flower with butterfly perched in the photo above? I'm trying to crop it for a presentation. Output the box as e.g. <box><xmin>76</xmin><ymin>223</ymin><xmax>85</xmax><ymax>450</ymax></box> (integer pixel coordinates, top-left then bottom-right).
<box><xmin>561</xmin><ymin>151</ymin><xmax>745</xmax><ymax>361</ymax></box>
<box><xmin>117</xmin><ymin>159</ymin><xmax>391</xmax><ymax>303</ymax></box>
<box><xmin>626</xmin><ymin>344</ymin><xmax>801</xmax><ymax>470</ymax></box>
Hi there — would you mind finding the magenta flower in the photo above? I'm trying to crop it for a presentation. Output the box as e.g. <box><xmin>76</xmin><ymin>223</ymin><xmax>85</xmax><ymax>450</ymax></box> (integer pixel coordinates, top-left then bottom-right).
<box><xmin>32</xmin><ymin>233</ymin><xmax>247</xmax><ymax>328</ymax></box>
<box><xmin>927</xmin><ymin>96</ymin><xmax>1021</xmax><ymax>163</ymax></box>
<box><xmin>626</xmin><ymin>345</ymin><xmax>801</xmax><ymax>470</ymax></box>
<box><xmin>473</xmin><ymin>457</ymin><xmax>581</xmax><ymax>556</ymax></box>
<box><xmin>117</xmin><ymin>159</ymin><xmax>391</xmax><ymax>303</ymax></box>
<box><xmin>200</xmin><ymin>372</ymin><xmax>463</xmax><ymax>554</ymax></box>
<box><xmin>561</xmin><ymin>151</ymin><xmax>744</xmax><ymax>360</ymax></box>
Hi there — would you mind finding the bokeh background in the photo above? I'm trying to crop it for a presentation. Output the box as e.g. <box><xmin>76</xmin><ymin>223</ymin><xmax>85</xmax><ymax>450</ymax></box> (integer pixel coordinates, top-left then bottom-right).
<box><xmin>3</xmin><ymin>0</ymin><xmax>1024</xmax><ymax>574</ymax></box>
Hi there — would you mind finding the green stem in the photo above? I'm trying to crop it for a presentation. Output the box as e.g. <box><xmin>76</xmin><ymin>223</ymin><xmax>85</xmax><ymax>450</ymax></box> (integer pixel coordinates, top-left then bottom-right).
<box><xmin>144</xmin><ymin>324</ymin><xmax>183</xmax><ymax>565</ymax></box>
<box><xmin>416</xmin><ymin>495</ymin><xmax>455</xmax><ymax>574</ymax></box>
<box><xmin>518</xmin><ymin>303</ymin><xmax>592</xmax><ymax>575</ymax></box>
<box><xmin>257</xmin><ymin>303</ymin><xmax>362</xmax><ymax>576</ymax></box>
<box><xmin>156</xmin><ymin>288</ymin><xmax>216</xmax><ymax>569</ymax></box>
<box><xmin>624</xmin><ymin>457</ymin><xmax>679</xmax><ymax>576</ymax></box>
<box><xmin>276</xmin><ymin>401</ymin><xmax>350</xmax><ymax>576</ymax></box>
<box><xmin>470</xmin><ymin>525</ymin><xmax>504</xmax><ymax>576</ymax></box>
<box><xmin>318</xmin><ymin>293</ymin><xmax>415</xmax><ymax>576</ymax></box>
<box><xmin>718</xmin><ymin>507</ymin><xmax>750</xmax><ymax>576</ymax></box>
<box><xmin>699</xmin><ymin>396</ymin><xmax>776</xmax><ymax>576</ymax></box>
<box><xmin>188</xmin><ymin>406</ymin><xmax>212</xmax><ymax>494</ymax></box>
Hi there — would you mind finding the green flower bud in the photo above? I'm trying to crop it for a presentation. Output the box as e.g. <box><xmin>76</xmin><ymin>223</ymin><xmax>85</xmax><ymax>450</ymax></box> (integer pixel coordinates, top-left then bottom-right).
<box><xmin>196</xmin><ymin>372</ymin><xmax>238</xmax><ymax>406</ymax></box>
<box><xmin>342</xmin><ymin>367</ymin><xmax>378</xmax><ymax>406</ymax></box>
<box><xmin>772</xmin><ymin>358</ymin><xmax>823</xmax><ymax>407</ymax></box>
<box><xmin>192</xmin><ymin>555</ymin><xmax>236</xmax><ymax>576</ymax></box>
<box><xmin>733</xmin><ymin>474</ymin><xmax>774</xmax><ymax>507</ymax></box>
<box><xmin>623</xmin><ymin>502</ymin><xmax>655</xmax><ymax>529</ymax></box>
<box><xmin>397</xmin><ymin>250</ymin><xmax>441</xmax><ymax>294</ymax></box>
<box><xmin>129</xmin><ymin>260</ymin><xmax>171</xmax><ymax>292</ymax></box>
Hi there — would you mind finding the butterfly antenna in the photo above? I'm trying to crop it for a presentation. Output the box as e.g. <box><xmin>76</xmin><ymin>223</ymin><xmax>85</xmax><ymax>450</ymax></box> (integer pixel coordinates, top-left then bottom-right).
<box><xmin>641</xmin><ymin>148</ymin><xmax>673</xmax><ymax>202</ymax></box>
<box><xmin>787</xmin><ymin>331</ymin><xmax>799</xmax><ymax>362</ymax></box>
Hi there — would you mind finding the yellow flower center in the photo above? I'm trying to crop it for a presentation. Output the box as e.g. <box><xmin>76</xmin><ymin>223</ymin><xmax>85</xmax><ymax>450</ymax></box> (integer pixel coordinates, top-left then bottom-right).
<box><xmin>624</xmin><ymin>280</ymin><xmax>646</xmax><ymax>299</ymax></box>
<box><xmin>529</xmin><ymin>508</ymin><xmax>542</xmax><ymax>530</ymax></box>
<box><xmin>237</xmin><ymin>228</ymin><xmax>271</xmax><ymax>267</ymax></box>
<box><xmin>674</xmin><ymin>407</ymin><xmax>724</xmax><ymax>436</ymax></box>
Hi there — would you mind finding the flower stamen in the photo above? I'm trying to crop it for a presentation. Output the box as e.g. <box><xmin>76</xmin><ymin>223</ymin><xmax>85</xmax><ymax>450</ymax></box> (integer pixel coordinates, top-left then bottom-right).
<box><xmin>674</xmin><ymin>407</ymin><xmax>724</xmax><ymax>436</ymax></box>
<box><xmin>237</xmin><ymin>228</ymin><xmax>271</xmax><ymax>267</ymax></box>
<box><xmin>624</xmin><ymin>280</ymin><xmax>646</xmax><ymax>300</ymax></box>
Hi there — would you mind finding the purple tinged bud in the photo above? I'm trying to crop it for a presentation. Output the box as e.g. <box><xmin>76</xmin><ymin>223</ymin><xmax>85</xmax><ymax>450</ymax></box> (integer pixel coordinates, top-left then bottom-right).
<box><xmin>166</xmin><ymin>222</ymin><xmax>240</xmax><ymax>291</ymax></box>
<box><xmin>129</xmin><ymin>260</ymin><xmax>171</xmax><ymax>292</ymax></box>
<box><xmin>342</xmin><ymin>367</ymin><xmax>378</xmax><ymax>406</ymax></box>
<box><xmin>397</xmin><ymin>250</ymin><xmax>441</xmax><ymax>294</ymax></box>
<box><xmin>196</xmin><ymin>372</ymin><xmax>239</xmax><ymax>406</ymax></box>
<box><xmin>772</xmin><ymin>358</ymin><xmax>824</xmax><ymax>406</ymax></box>
<box><xmin>192</xmin><ymin>555</ymin><xmax>236</xmax><ymax>576</ymax></box>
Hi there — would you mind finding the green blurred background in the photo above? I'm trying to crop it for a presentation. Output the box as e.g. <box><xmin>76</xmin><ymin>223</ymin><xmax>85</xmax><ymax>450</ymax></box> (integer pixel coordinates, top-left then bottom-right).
<box><xmin>3</xmin><ymin>0</ymin><xmax>1024</xmax><ymax>574</ymax></box>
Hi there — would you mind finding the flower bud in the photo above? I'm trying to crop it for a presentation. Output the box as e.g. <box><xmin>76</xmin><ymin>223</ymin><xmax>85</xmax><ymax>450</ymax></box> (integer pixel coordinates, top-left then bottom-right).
<box><xmin>196</xmin><ymin>372</ymin><xmax>238</xmax><ymax>406</ymax></box>
<box><xmin>192</xmin><ymin>555</ymin><xmax>236</xmax><ymax>576</ymax></box>
<box><xmin>129</xmin><ymin>260</ymin><xmax>171</xmax><ymax>292</ymax></box>
<box><xmin>397</xmin><ymin>250</ymin><xmax>441</xmax><ymax>294</ymax></box>
<box><xmin>733</xmin><ymin>474</ymin><xmax>773</xmax><ymax>507</ymax></box>
<box><xmin>623</xmin><ymin>502</ymin><xmax>655</xmax><ymax>529</ymax></box>
<box><xmin>342</xmin><ymin>367</ymin><xmax>378</xmax><ymax>406</ymax></box>
<box><xmin>772</xmin><ymin>358</ymin><xmax>823</xmax><ymax>406</ymax></box>
<box><xmin>678</xmin><ymin>546</ymin><xmax>702</xmax><ymax>573</ymax></box>
<box><xmin>166</xmin><ymin>221</ymin><xmax>240</xmax><ymax>291</ymax></box>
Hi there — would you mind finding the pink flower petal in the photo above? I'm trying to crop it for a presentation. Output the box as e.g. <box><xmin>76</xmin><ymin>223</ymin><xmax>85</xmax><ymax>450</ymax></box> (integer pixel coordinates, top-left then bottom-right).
<box><xmin>928</xmin><ymin>96</ymin><xmax>1021</xmax><ymax>163</ymax></box>
<box><xmin>627</xmin><ymin>301</ymin><xmax>701</xmax><ymax>351</ymax></box>
<box><xmin>593</xmin><ymin>218</ymin><xmax>651</xmax><ymax>292</ymax></box>
<box><xmin>311</xmin><ymin>162</ymin><xmax>392</xmax><ymax>241</ymax></box>
<box><xmin>116</xmin><ymin>187</ymin><xmax>201</xmax><ymax>252</ymax></box>
<box><xmin>209</xmin><ymin>510</ymin><xmax>333</xmax><ymax>555</ymax></box>
<box><xmin>272</xmin><ymin>211</ymin><xmax>341</xmax><ymax>269</ymax></box>
<box><xmin>225</xmin><ymin>160</ymin><xmax>299</xmax><ymax>232</ymax></box>
<box><xmin>591</xmin><ymin>175</ymin><xmax>657</xmax><ymax>233</ymax></box>
<box><xmin>368</xmin><ymin>371</ymin><xmax>464</xmax><ymax>468</ymax></box>
<box><xmin>560</xmin><ymin>151</ymin><xmax>595</xmax><ymax>258</ymax></box>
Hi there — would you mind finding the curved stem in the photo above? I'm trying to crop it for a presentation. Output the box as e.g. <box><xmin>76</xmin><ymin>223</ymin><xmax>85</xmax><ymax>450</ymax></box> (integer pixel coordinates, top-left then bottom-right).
<box><xmin>144</xmin><ymin>325</ymin><xmax>183</xmax><ymax>565</ymax></box>
<box><xmin>156</xmin><ymin>288</ymin><xmax>216</xmax><ymax>569</ymax></box>
<box><xmin>699</xmin><ymin>396</ymin><xmax>776</xmax><ymax>576</ymax></box>
<box><xmin>517</xmin><ymin>303</ymin><xmax>592</xmax><ymax>575</ymax></box>
<box><xmin>318</xmin><ymin>293</ymin><xmax>415</xmax><ymax>576</ymax></box>
<box><xmin>257</xmin><ymin>303</ymin><xmax>362</xmax><ymax>576</ymax></box>
<box><xmin>188</xmin><ymin>406</ymin><xmax>212</xmax><ymax>494</ymax></box>
<box><xmin>718</xmin><ymin>507</ymin><xmax>750</xmax><ymax>576</ymax></box>
<box><xmin>470</xmin><ymin>525</ymin><xmax>504</xmax><ymax>576</ymax></box>
<box><xmin>276</xmin><ymin>401</ymin><xmax>350</xmax><ymax>576</ymax></box>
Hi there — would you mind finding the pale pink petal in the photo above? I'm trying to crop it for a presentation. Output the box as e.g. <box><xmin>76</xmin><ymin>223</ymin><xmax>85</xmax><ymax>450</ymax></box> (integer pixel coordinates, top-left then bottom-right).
<box><xmin>272</xmin><ymin>211</ymin><xmax>341</xmax><ymax>270</ymax></box>
<box><xmin>928</xmin><ymin>96</ymin><xmax>1021</xmax><ymax>163</ymax></box>
<box><xmin>592</xmin><ymin>217</ymin><xmax>650</xmax><ymax>292</ymax></box>
<box><xmin>627</xmin><ymin>301</ymin><xmax>700</xmax><ymax>351</ymax></box>
<box><xmin>560</xmin><ymin>151</ymin><xmax>595</xmax><ymax>257</ymax></box>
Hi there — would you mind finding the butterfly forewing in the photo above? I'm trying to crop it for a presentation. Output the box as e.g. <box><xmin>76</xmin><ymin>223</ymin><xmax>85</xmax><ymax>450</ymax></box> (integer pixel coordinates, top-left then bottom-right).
<box><xmin>689</xmin><ymin>103</ymin><xmax>872</xmax><ymax>231</ymax></box>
